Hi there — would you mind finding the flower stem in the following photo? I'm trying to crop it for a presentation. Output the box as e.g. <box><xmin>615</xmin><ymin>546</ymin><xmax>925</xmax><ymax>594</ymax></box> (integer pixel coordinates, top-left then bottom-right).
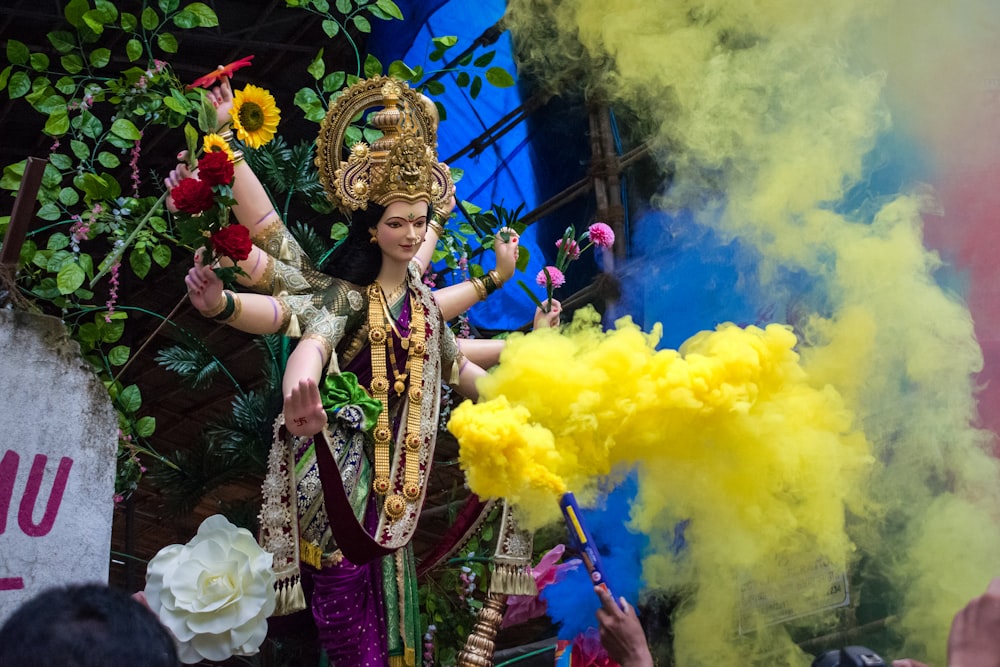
<box><xmin>89</xmin><ymin>190</ymin><xmax>168</xmax><ymax>288</ymax></box>
<box><xmin>516</xmin><ymin>279</ymin><xmax>550</xmax><ymax>313</ymax></box>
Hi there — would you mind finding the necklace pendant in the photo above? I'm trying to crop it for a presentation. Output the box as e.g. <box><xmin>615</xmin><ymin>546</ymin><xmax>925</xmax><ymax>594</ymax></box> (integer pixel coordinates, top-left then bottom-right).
<box><xmin>401</xmin><ymin>338</ymin><xmax>409</xmax><ymax>350</ymax></box>
<box><xmin>394</xmin><ymin>379</ymin><xmax>406</xmax><ymax>395</ymax></box>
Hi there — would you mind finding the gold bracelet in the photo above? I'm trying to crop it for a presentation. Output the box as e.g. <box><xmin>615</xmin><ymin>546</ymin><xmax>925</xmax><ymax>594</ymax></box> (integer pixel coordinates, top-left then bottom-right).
<box><xmin>487</xmin><ymin>269</ymin><xmax>505</xmax><ymax>289</ymax></box>
<box><xmin>221</xmin><ymin>292</ymin><xmax>242</xmax><ymax>323</ymax></box>
<box><xmin>469</xmin><ymin>276</ymin><xmax>488</xmax><ymax>301</ymax></box>
<box><xmin>199</xmin><ymin>290</ymin><xmax>228</xmax><ymax>318</ymax></box>
<box><xmin>218</xmin><ymin>127</ymin><xmax>234</xmax><ymax>142</ymax></box>
<box><xmin>427</xmin><ymin>214</ymin><xmax>444</xmax><ymax>238</ymax></box>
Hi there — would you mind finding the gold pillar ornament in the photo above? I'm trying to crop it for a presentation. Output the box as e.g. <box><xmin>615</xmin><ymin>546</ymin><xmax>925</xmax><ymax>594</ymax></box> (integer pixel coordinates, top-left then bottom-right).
<box><xmin>455</xmin><ymin>593</ymin><xmax>510</xmax><ymax>667</ymax></box>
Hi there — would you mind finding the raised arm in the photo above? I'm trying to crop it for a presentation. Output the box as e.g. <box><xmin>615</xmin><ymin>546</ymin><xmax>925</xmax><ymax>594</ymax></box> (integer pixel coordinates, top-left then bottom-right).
<box><xmin>432</xmin><ymin>227</ymin><xmax>520</xmax><ymax>321</ymax></box>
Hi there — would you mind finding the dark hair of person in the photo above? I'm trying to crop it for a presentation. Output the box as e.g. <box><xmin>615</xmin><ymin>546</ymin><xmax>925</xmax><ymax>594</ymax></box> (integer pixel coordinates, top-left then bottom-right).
<box><xmin>324</xmin><ymin>201</ymin><xmax>431</xmax><ymax>286</ymax></box>
<box><xmin>0</xmin><ymin>583</ymin><xmax>179</xmax><ymax>667</ymax></box>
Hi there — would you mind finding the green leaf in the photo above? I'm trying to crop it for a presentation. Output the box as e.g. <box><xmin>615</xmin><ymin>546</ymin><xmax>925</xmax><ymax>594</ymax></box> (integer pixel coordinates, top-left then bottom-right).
<box><xmin>183</xmin><ymin>122</ymin><xmax>199</xmax><ymax>158</ymax></box>
<box><xmin>57</xmin><ymin>261</ymin><xmax>86</xmax><ymax>294</ymax></box>
<box><xmin>118</xmin><ymin>384</ymin><xmax>141</xmax><ymax>413</ymax></box>
<box><xmin>76</xmin><ymin>172</ymin><xmax>109</xmax><ymax>199</ymax></box>
<box><xmin>455</xmin><ymin>71</ymin><xmax>470</xmax><ymax>87</ymax></box>
<box><xmin>58</xmin><ymin>186</ymin><xmax>80</xmax><ymax>206</ymax></box>
<box><xmin>135</xmin><ymin>415</ymin><xmax>156</xmax><ymax>437</ymax></box>
<box><xmin>172</xmin><ymin>9</ymin><xmax>197</xmax><ymax>29</ymax></box>
<box><xmin>375</xmin><ymin>0</ymin><xmax>403</xmax><ymax>20</ymax></box>
<box><xmin>141</xmin><ymin>7</ymin><xmax>159</xmax><ymax>30</ymax></box>
<box><xmin>64</xmin><ymin>0</ymin><xmax>90</xmax><ymax>27</ymax></box>
<box><xmin>77</xmin><ymin>111</ymin><xmax>104</xmax><ymax>139</ymax></box>
<box><xmin>89</xmin><ymin>48</ymin><xmax>111</xmax><ymax>69</ymax></box>
<box><xmin>129</xmin><ymin>247</ymin><xmax>151</xmax><ymax>278</ymax></box>
<box><xmin>152</xmin><ymin>244</ymin><xmax>171</xmax><ymax>267</ymax></box>
<box><xmin>70</xmin><ymin>140</ymin><xmax>90</xmax><ymax>160</ymax></box>
<box><xmin>50</xmin><ymin>153</ymin><xmax>73</xmax><ymax>170</ymax></box>
<box><xmin>44</xmin><ymin>111</ymin><xmax>70</xmax><ymax>136</ymax></box>
<box><xmin>37</xmin><ymin>203</ymin><xmax>61</xmax><ymax>221</ymax></box>
<box><xmin>29</xmin><ymin>53</ymin><xmax>51</xmax><ymax>72</ymax></box>
<box><xmin>159</xmin><ymin>0</ymin><xmax>180</xmax><ymax>12</ymax></box>
<box><xmin>308</xmin><ymin>49</ymin><xmax>325</xmax><ymax>81</ymax></box>
<box><xmin>335</xmin><ymin>0</ymin><xmax>351</xmax><ymax>13</ymax></box>
<box><xmin>108</xmin><ymin>345</ymin><xmax>130</xmax><ymax>366</ymax></box>
<box><xmin>36</xmin><ymin>94</ymin><xmax>68</xmax><ymax>115</ymax></box>
<box><xmin>163</xmin><ymin>95</ymin><xmax>187</xmax><ymax>113</ymax></box>
<box><xmin>312</xmin><ymin>0</ymin><xmax>329</xmax><ymax>11</ymax></box>
<box><xmin>126</xmin><ymin>38</ymin><xmax>143</xmax><ymax>62</ymax></box>
<box><xmin>150</xmin><ymin>216</ymin><xmax>167</xmax><ymax>233</ymax></box>
<box><xmin>94</xmin><ymin>0</ymin><xmax>119</xmax><ymax>23</ymax></box>
<box><xmin>6</xmin><ymin>40</ymin><xmax>29</xmax><ymax>66</ymax></box>
<box><xmin>157</xmin><ymin>32</ymin><xmax>178</xmax><ymax>53</ymax></box>
<box><xmin>485</xmin><ymin>67</ymin><xmax>515</xmax><ymax>88</ymax></box>
<box><xmin>0</xmin><ymin>66</ymin><xmax>10</xmax><ymax>92</ymax></box>
<box><xmin>432</xmin><ymin>35</ymin><xmax>458</xmax><ymax>49</ymax></box>
<box><xmin>321</xmin><ymin>70</ymin><xmax>346</xmax><ymax>93</ymax></box>
<box><xmin>61</xmin><ymin>54</ymin><xmax>84</xmax><ymax>74</ymax></box>
<box><xmin>457</xmin><ymin>52</ymin><xmax>473</xmax><ymax>66</ymax></box>
<box><xmin>363</xmin><ymin>53</ymin><xmax>381</xmax><ymax>78</ymax></box>
<box><xmin>353</xmin><ymin>15</ymin><xmax>371</xmax><ymax>33</ymax></box>
<box><xmin>387</xmin><ymin>60</ymin><xmax>415</xmax><ymax>81</ymax></box>
<box><xmin>121</xmin><ymin>11</ymin><xmax>138</xmax><ymax>31</ymax></box>
<box><xmin>55</xmin><ymin>76</ymin><xmax>76</xmax><ymax>94</ymax></box>
<box><xmin>470</xmin><ymin>74</ymin><xmax>482</xmax><ymax>99</ymax></box>
<box><xmin>423</xmin><ymin>79</ymin><xmax>445</xmax><ymax>96</ymax></box>
<box><xmin>47</xmin><ymin>30</ymin><xmax>76</xmax><ymax>54</ymax></box>
<box><xmin>181</xmin><ymin>2</ymin><xmax>218</xmax><ymax>27</ymax></box>
<box><xmin>321</xmin><ymin>20</ymin><xmax>339</xmax><ymax>38</ymax></box>
<box><xmin>8</xmin><ymin>71</ymin><xmax>30</xmax><ymax>99</ymax></box>
<box><xmin>83</xmin><ymin>10</ymin><xmax>107</xmax><ymax>35</ymax></box>
<box><xmin>473</xmin><ymin>50</ymin><xmax>496</xmax><ymax>68</ymax></box>
<box><xmin>98</xmin><ymin>151</ymin><xmax>121</xmax><ymax>168</ymax></box>
<box><xmin>294</xmin><ymin>87</ymin><xmax>325</xmax><ymax>122</ymax></box>
<box><xmin>111</xmin><ymin>118</ymin><xmax>142</xmax><ymax>140</ymax></box>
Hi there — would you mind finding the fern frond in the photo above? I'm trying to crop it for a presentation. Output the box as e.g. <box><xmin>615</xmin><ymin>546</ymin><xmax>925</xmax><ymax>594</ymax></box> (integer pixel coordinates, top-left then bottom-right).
<box><xmin>155</xmin><ymin>344</ymin><xmax>222</xmax><ymax>390</ymax></box>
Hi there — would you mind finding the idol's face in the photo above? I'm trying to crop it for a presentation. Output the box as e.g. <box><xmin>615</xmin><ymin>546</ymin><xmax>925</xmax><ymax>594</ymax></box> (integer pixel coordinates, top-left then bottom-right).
<box><xmin>375</xmin><ymin>200</ymin><xmax>429</xmax><ymax>264</ymax></box>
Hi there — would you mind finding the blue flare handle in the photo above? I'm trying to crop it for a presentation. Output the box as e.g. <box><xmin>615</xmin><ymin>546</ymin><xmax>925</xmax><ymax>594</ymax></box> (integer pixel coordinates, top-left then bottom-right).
<box><xmin>559</xmin><ymin>492</ymin><xmax>614</xmax><ymax>598</ymax></box>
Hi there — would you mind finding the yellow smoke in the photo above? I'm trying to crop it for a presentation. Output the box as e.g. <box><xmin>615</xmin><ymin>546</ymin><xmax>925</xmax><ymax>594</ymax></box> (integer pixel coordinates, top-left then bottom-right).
<box><xmin>451</xmin><ymin>311</ymin><xmax>874</xmax><ymax>661</ymax></box>
<box><xmin>495</xmin><ymin>0</ymin><xmax>1000</xmax><ymax>664</ymax></box>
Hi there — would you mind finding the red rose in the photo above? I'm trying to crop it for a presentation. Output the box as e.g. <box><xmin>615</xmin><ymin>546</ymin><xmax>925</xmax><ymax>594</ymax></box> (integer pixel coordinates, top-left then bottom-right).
<box><xmin>211</xmin><ymin>224</ymin><xmax>252</xmax><ymax>262</ymax></box>
<box><xmin>198</xmin><ymin>151</ymin><xmax>234</xmax><ymax>187</ymax></box>
<box><xmin>170</xmin><ymin>178</ymin><xmax>215</xmax><ymax>214</ymax></box>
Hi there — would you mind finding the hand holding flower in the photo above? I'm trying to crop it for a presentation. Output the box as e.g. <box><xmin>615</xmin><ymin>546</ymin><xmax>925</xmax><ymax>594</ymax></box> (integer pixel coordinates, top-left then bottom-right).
<box><xmin>533</xmin><ymin>299</ymin><xmax>562</xmax><ymax>329</ymax></box>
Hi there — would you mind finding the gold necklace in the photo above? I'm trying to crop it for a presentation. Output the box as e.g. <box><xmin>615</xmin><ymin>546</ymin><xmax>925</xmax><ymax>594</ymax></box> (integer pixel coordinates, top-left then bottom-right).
<box><xmin>366</xmin><ymin>282</ymin><xmax>427</xmax><ymax>521</ymax></box>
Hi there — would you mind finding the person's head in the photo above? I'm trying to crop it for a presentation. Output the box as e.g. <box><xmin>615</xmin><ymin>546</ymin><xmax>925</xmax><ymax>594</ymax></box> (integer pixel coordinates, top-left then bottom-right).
<box><xmin>0</xmin><ymin>583</ymin><xmax>179</xmax><ymax>667</ymax></box>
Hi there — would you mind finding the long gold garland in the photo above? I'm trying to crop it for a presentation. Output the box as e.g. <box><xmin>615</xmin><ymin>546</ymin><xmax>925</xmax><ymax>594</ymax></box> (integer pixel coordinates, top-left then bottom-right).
<box><xmin>367</xmin><ymin>282</ymin><xmax>426</xmax><ymax>521</ymax></box>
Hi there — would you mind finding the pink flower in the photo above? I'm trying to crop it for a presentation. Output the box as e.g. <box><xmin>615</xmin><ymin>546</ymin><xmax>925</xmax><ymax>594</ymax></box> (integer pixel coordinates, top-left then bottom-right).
<box><xmin>587</xmin><ymin>222</ymin><xmax>615</xmax><ymax>249</ymax></box>
<box><xmin>502</xmin><ymin>545</ymin><xmax>571</xmax><ymax>628</ymax></box>
<box><xmin>536</xmin><ymin>266</ymin><xmax>566</xmax><ymax>289</ymax></box>
<box><xmin>556</xmin><ymin>238</ymin><xmax>581</xmax><ymax>261</ymax></box>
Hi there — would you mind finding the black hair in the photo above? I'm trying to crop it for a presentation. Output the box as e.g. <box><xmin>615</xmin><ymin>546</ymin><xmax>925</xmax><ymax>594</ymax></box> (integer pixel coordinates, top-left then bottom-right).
<box><xmin>325</xmin><ymin>201</ymin><xmax>431</xmax><ymax>286</ymax></box>
<box><xmin>0</xmin><ymin>584</ymin><xmax>179</xmax><ymax>667</ymax></box>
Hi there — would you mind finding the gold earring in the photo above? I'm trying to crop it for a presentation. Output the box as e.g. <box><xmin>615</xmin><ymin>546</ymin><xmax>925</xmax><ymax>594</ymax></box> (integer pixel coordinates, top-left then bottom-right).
<box><xmin>369</xmin><ymin>229</ymin><xmax>378</xmax><ymax>244</ymax></box>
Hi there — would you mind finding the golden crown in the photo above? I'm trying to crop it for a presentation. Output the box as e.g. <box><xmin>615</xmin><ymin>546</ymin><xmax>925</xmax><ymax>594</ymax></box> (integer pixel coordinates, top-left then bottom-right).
<box><xmin>315</xmin><ymin>76</ymin><xmax>452</xmax><ymax>214</ymax></box>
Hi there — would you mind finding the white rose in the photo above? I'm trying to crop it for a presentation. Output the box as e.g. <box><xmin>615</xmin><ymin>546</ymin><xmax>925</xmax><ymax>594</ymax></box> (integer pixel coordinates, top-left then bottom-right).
<box><xmin>144</xmin><ymin>514</ymin><xmax>276</xmax><ymax>664</ymax></box>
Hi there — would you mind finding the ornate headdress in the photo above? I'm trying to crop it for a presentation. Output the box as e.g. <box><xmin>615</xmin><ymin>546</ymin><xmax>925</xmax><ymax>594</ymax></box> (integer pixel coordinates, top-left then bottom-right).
<box><xmin>315</xmin><ymin>76</ymin><xmax>452</xmax><ymax>215</ymax></box>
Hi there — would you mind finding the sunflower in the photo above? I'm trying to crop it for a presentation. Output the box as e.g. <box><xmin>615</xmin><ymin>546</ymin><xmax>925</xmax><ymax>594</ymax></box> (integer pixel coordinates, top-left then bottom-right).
<box><xmin>202</xmin><ymin>133</ymin><xmax>234</xmax><ymax>161</ymax></box>
<box><xmin>230</xmin><ymin>84</ymin><xmax>280</xmax><ymax>149</ymax></box>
